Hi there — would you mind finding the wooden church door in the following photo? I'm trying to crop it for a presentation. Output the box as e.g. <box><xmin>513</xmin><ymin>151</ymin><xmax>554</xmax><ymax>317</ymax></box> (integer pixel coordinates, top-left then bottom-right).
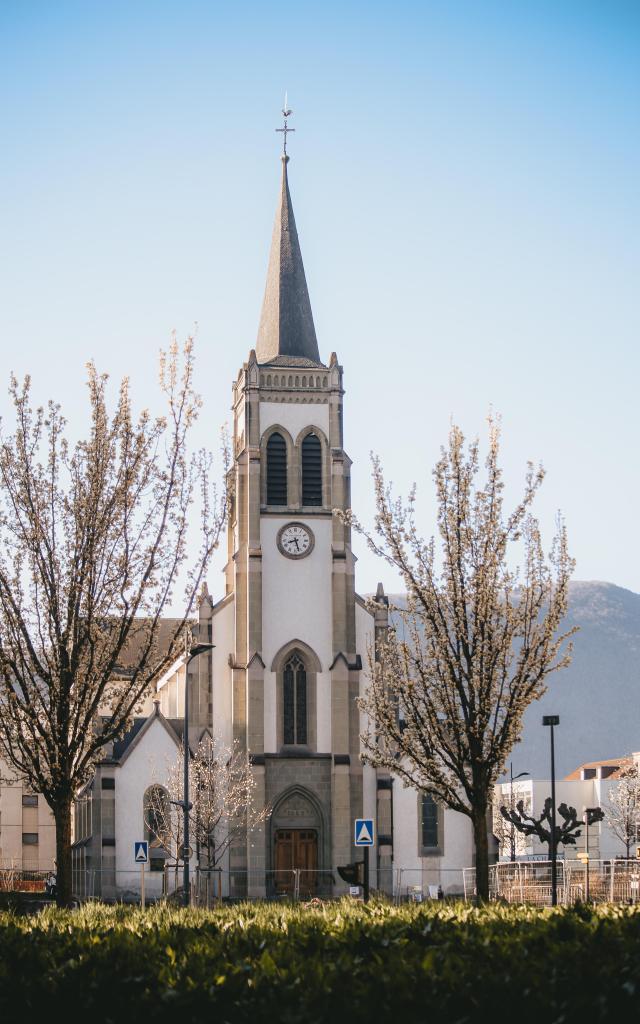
<box><xmin>274</xmin><ymin>829</ymin><xmax>318</xmax><ymax>894</ymax></box>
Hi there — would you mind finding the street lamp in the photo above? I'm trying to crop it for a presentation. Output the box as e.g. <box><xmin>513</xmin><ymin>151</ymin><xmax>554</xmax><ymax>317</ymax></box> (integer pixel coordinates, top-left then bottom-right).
<box><xmin>177</xmin><ymin>638</ymin><xmax>215</xmax><ymax>908</ymax></box>
<box><xmin>543</xmin><ymin>715</ymin><xmax>560</xmax><ymax>906</ymax></box>
<box><xmin>509</xmin><ymin>764</ymin><xmax>530</xmax><ymax>862</ymax></box>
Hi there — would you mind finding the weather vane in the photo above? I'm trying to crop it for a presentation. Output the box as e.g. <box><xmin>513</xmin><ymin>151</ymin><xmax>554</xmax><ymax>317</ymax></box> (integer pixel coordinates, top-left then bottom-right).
<box><xmin>276</xmin><ymin>93</ymin><xmax>295</xmax><ymax>156</ymax></box>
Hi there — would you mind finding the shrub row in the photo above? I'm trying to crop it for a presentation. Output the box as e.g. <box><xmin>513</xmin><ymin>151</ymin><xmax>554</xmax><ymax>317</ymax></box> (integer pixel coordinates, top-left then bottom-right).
<box><xmin>1</xmin><ymin>900</ymin><xmax>639</xmax><ymax>1022</ymax></box>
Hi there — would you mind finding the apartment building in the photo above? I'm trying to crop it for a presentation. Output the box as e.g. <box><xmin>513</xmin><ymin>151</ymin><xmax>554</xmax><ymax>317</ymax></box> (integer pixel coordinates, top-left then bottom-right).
<box><xmin>0</xmin><ymin>762</ymin><xmax>56</xmax><ymax>870</ymax></box>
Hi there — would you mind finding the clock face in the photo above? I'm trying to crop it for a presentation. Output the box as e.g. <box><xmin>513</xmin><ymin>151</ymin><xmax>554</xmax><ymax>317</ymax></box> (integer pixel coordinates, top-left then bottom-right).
<box><xmin>277</xmin><ymin>522</ymin><xmax>314</xmax><ymax>559</ymax></box>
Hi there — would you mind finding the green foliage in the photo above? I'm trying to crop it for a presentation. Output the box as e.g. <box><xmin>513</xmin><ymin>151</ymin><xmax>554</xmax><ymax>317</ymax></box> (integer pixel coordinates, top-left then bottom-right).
<box><xmin>1</xmin><ymin>900</ymin><xmax>640</xmax><ymax>1021</ymax></box>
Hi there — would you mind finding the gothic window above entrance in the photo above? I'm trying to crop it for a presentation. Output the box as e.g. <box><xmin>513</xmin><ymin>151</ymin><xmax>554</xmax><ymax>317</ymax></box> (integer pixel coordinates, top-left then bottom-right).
<box><xmin>301</xmin><ymin>433</ymin><xmax>322</xmax><ymax>506</ymax></box>
<box><xmin>267</xmin><ymin>433</ymin><xmax>287</xmax><ymax>505</ymax></box>
<box><xmin>283</xmin><ymin>654</ymin><xmax>307</xmax><ymax>745</ymax></box>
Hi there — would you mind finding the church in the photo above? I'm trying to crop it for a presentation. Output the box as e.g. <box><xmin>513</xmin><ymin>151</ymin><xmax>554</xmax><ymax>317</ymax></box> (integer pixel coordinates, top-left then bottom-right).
<box><xmin>72</xmin><ymin>130</ymin><xmax>474</xmax><ymax>901</ymax></box>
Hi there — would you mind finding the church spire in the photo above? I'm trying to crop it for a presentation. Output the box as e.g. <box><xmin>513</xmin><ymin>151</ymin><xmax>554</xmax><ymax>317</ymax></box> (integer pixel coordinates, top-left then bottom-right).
<box><xmin>255</xmin><ymin>108</ymin><xmax>321</xmax><ymax>365</ymax></box>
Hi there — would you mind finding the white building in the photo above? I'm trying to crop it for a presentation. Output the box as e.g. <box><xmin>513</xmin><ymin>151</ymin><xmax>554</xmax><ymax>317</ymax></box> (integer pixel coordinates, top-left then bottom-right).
<box><xmin>495</xmin><ymin>755</ymin><xmax>637</xmax><ymax>863</ymax></box>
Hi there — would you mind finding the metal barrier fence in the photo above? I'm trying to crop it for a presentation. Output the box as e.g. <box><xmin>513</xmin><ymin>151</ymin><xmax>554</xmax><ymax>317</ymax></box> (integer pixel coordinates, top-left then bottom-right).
<box><xmin>0</xmin><ymin>864</ymin><xmax>54</xmax><ymax>894</ymax></box>
<box><xmin>463</xmin><ymin>859</ymin><xmax>640</xmax><ymax>906</ymax></box>
<box><xmin>67</xmin><ymin>865</ymin><xmax>467</xmax><ymax>904</ymax></box>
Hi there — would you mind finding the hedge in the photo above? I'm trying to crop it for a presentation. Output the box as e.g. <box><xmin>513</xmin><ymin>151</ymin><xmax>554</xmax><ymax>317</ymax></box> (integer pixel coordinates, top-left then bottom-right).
<box><xmin>1</xmin><ymin>900</ymin><xmax>639</xmax><ymax>1022</ymax></box>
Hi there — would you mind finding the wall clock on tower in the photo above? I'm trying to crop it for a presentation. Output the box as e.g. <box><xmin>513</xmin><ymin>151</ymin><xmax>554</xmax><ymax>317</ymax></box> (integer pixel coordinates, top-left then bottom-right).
<box><xmin>277</xmin><ymin>522</ymin><xmax>315</xmax><ymax>559</ymax></box>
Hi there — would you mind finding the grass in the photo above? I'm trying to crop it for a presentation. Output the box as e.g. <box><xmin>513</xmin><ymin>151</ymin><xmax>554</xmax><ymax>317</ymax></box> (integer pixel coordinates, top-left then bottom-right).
<box><xmin>2</xmin><ymin>899</ymin><xmax>640</xmax><ymax>1021</ymax></box>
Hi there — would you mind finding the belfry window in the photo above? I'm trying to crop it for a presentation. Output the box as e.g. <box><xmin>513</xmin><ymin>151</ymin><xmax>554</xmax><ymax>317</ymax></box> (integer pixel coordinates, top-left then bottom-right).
<box><xmin>267</xmin><ymin>432</ymin><xmax>287</xmax><ymax>505</ymax></box>
<box><xmin>301</xmin><ymin>433</ymin><xmax>322</xmax><ymax>506</ymax></box>
<box><xmin>283</xmin><ymin>654</ymin><xmax>307</xmax><ymax>745</ymax></box>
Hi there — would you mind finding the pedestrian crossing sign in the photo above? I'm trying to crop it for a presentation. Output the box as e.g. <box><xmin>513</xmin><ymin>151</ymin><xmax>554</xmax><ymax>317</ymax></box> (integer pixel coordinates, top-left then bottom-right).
<box><xmin>354</xmin><ymin>818</ymin><xmax>375</xmax><ymax>847</ymax></box>
<box><xmin>134</xmin><ymin>841</ymin><xmax>149</xmax><ymax>863</ymax></box>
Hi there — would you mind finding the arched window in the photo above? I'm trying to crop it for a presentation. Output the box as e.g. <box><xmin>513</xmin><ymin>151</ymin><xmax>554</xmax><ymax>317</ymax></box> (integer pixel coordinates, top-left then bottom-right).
<box><xmin>267</xmin><ymin>433</ymin><xmax>287</xmax><ymax>505</ymax></box>
<box><xmin>283</xmin><ymin>654</ymin><xmax>307</xmax><ymax>745</ymax></box>
<box><xmin>144</xmin><ymin>785</ymin><xmax>170</xmax><ymax>869</ymax></box>
<box><xmin>301</xmin><ymin>433</ymin><xmax>322</xmax><ymax>506</ymax></box>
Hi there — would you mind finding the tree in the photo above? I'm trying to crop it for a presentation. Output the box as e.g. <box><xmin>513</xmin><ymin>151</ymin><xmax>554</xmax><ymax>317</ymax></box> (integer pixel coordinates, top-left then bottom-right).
<box><xmin>606</xmin><ymin>764</ymin><xmax>640</xmax><ymax>858</ymax></box>
<box><xmin>500</xmin><ymin>798</ymin><xmax>603</xmax><ymax>851</ymax></box>
<box><xmin>0</xmin><ymin>339</ymin><xmax>227</xmax><ymax>905</ymax></box>
<box><xmin>347</xmin><ymin>420</ymin><xmax>575</xmax><ymax>901</ymax></box>
<box><xmin>146</xmin><ymin>736</ymin><xmax>269</xmax><ymax>888</ymax></box>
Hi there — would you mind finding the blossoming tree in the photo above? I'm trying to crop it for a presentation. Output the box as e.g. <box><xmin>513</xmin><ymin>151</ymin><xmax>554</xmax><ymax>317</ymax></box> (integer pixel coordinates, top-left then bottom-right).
<box><xmin>346</xmin><ymin>419</ymin><xmax>575</xmax><ymax>901</ymax></box>
<box><xmin>0</xmin><ymin>340</ymin><xmax>227</xmax><ymax>905</ymax></box>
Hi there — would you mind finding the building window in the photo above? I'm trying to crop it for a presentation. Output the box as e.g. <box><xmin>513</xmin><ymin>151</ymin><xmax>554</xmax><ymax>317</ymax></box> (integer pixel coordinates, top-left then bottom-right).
<box><xmin>22</xmin><ymin>794</ymin><xmax>38</xmax><ymax>807</ymax></box>
<box><xmin>22</xmin><ymin>833</ymin><xmax>39</xmax><ymax>845</ymax></box>
<box><xmin>301</xmin><ymin>433</ymin><xmax>322</xmax><ymax>506</ymax></box>
<box><xmin>101</xmin><ymin>777</ymin><xmax>115</xmax><ymax>790</ymax></box>
<box><xmin>267</xmin><ymin>432</ymin><xmax>287</xmax><ymax>505</ymax></box>
<box><xmin>420</xmin><ymin>793</ymin><xmax>441</xmax><ymax>853</ymax></box>
<box><xmin>283</xmin><ymin>654</ymin><xmax>307</xmax><ymax>745</ymax></box>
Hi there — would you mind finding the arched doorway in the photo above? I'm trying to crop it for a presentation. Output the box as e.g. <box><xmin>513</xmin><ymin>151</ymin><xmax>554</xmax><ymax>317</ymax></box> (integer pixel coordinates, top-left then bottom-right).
<box><xmin>270</xmin><ymin>787</ymin><xmax>324</xmax><ymax>896</ymax></box>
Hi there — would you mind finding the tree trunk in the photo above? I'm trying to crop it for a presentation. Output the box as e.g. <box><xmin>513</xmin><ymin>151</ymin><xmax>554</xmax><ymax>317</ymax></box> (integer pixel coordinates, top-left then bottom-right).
<box><xmin>53</xmin><ymin>796</ymin><xmax>74</xmax><ymax>908</ymax></box>
<box><xmin>473</xmin><ymin>807</ymin><xmax>490</xmax><ymax>904</ymax></box>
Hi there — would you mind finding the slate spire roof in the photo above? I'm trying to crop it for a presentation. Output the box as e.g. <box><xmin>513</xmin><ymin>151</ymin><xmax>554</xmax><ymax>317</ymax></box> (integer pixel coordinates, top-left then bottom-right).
<box><xmin>256</xmin><ymin>155</ymin><xmax>322</xmax><ymax>365</ymax></box>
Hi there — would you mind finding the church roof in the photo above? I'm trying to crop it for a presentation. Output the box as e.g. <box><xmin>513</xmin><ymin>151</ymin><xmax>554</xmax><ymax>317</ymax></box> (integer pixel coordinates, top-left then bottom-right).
<box><xmin>256</xmin><ymin>156</ymin><xmax>322</xmax><ymax>365</ymax></box>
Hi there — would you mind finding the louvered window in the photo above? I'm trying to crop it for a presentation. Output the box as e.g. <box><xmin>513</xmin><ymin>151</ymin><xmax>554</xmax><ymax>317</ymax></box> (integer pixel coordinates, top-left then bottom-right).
<box><xmin>267</xmin><ymin>433</ymin><xmax>287</xmax><ymax>505</ymax></box>
<box><xmin>283</xmin><ymin>654</ymin><xmax>307</xmax><ymax>745</ymax></box>
<box><xmin>301</xmin><ymin>433</ymin><xmax>322</xmax><ymax>506</ymax></box>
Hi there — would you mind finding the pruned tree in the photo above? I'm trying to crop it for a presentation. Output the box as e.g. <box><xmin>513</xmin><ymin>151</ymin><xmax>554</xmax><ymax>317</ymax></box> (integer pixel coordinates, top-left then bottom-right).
<box><xmin>606</xmin><ymin>764</ymin><xmax>640</xmax><ymax>858</ymax></box>
<box><xmin>0</xmin><ymin>339</ymin><xmax>227</xmax><ymax>905</ymax></box>
<box><xmin>146</xmin><ymin>736</ymin><xmax>269</xmax><ymax>878</ymax></box>
<box><xmin>345</xmin><ymin>419</ymin><xmax>575</xmax><ymax>901</ymax></box>
<box><xmin>500</xmin><ymin>798</ymin><xmax>603</xmax><ymax>851</ymax></box>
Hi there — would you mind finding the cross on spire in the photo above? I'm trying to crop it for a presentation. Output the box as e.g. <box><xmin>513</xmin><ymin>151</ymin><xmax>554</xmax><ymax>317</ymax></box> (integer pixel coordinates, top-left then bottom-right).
<box><xmin>276</xmin><ymin>98</ymin><xmax>295</xmax><ymax>157</ymax></box>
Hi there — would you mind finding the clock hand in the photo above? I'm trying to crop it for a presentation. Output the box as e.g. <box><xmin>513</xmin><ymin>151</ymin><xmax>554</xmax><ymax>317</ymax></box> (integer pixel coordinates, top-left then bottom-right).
<box><xmin>293</xmin><ymin>538</ymin><xmax>300</xmax><ymax>550</ymax></box>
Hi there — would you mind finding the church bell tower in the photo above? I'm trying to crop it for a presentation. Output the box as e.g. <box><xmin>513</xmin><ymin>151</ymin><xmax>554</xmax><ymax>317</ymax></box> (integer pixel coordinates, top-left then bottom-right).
<box><xmin>213</xmin><ymin>113</ymin><xmax>384</xmax><ymax>897</ymax></box>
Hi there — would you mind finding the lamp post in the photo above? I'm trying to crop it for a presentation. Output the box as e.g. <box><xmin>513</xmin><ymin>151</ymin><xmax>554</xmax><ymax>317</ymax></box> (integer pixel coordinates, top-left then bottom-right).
<box><xmin>509</xmin><ymin>764</ymin><xmax>530</xmax><ymax>862</ymax></box>
<box><xmin>543</xmin><ymin>715</ymin><xmax>560</xmax><ymax>906</ymax></box>
<box><xmin>179</xmin><ymin>638</ymin><xmax>215</xmax><ymax>908</ymax></box>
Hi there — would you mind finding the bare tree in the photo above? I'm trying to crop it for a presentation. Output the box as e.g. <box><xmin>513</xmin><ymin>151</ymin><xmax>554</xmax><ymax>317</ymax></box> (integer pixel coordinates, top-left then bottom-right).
<box><xmin>346</xmin><ymin>419</ymin><xmax>575</xmax><ymax>901</ymax></box>
<box><xmin>146</xmin><ymin>736</ymin><xmax>269</xmax><ymax>881</ymax></box>
<box><xmin>0</xmin><ymin>339</ymin><xmax>227</xmax><ymax>905</ymax></box>
<box><xmin>606</xmin><ymin>764</ymin><xmax>640</xmax><ymax>858</ymax></box>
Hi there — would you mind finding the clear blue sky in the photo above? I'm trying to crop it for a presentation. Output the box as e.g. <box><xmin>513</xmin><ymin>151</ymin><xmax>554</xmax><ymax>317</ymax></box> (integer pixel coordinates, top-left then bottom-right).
<box><xmin>1</xmin><ymin>0</ymin><xmax>638</xmax><ymax>598</ymax></box>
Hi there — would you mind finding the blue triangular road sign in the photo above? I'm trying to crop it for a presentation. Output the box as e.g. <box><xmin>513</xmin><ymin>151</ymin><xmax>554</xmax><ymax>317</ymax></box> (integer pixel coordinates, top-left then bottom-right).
<box><xmin>354</xmin><ymin>818</ymin><xmax>374</xmax><ymax>846</ymax></box>
<box><xmin>134</xmin><ymin>841</ymin><xmax>148</xmax><ymax>863</ymax></box>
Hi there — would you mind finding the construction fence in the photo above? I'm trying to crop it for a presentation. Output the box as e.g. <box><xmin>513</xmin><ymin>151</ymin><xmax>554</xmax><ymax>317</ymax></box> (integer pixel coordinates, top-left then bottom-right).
<box><xmin>70</xmin><ymin>865</ymin><xmax>466</xmax><ymax>904</ymax></box>
<box><xmin>463</xmin><ymin>859</ymin><xmax>640</xmax><ymax>906</ymax></box>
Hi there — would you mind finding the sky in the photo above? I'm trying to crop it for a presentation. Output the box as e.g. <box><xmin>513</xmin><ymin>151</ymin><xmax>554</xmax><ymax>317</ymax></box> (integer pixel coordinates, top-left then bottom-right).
<box><xmin>0</xmin><ymin>0</ymin><xmax>638</xmax><ymax>600</ymax></box>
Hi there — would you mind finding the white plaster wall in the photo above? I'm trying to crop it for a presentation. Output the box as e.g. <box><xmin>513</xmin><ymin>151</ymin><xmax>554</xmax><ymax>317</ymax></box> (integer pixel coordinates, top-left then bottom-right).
<box><xmin>211</xmin><ymin>598</ymin><xmax>234</xmax><ymax>747</ymax></box>
<box><xmin>259</xmin><ymin>400</ymin><xmax>329</xmax><ymax>440</ymax></box>
<box><xmin>115</xmin><ymin>717</ymin><xmax>184</xmax><ymax>896</ymax></box>
<box><xmin>261</xmin><ymin>517</ymin><xmax>333</xmax><ymax>670</ymax></box>
<box><xmin>392</xmin><ymin>776</ymin><xmax>473</xmax><ymax>894</ymax></box>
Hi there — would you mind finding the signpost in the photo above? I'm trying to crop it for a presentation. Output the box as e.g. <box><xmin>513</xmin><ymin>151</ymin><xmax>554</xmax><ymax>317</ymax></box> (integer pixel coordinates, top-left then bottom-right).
<box><xmin>135</xmin><ymin>841</ymin><xmax>148</xmax><ymax>909</ymax></box>
<box><xmin>354</xmin><ymin>818</ymin><xmax>375</xmax><ymax>903</ymax></box>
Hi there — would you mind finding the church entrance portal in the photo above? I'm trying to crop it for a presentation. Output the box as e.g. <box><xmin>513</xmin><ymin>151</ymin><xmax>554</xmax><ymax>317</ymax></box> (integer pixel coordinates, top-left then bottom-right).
<box><xmin>274</xmin><ymin>829</ymin><xmax>318</xmax><ymax>894</ymax></box>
